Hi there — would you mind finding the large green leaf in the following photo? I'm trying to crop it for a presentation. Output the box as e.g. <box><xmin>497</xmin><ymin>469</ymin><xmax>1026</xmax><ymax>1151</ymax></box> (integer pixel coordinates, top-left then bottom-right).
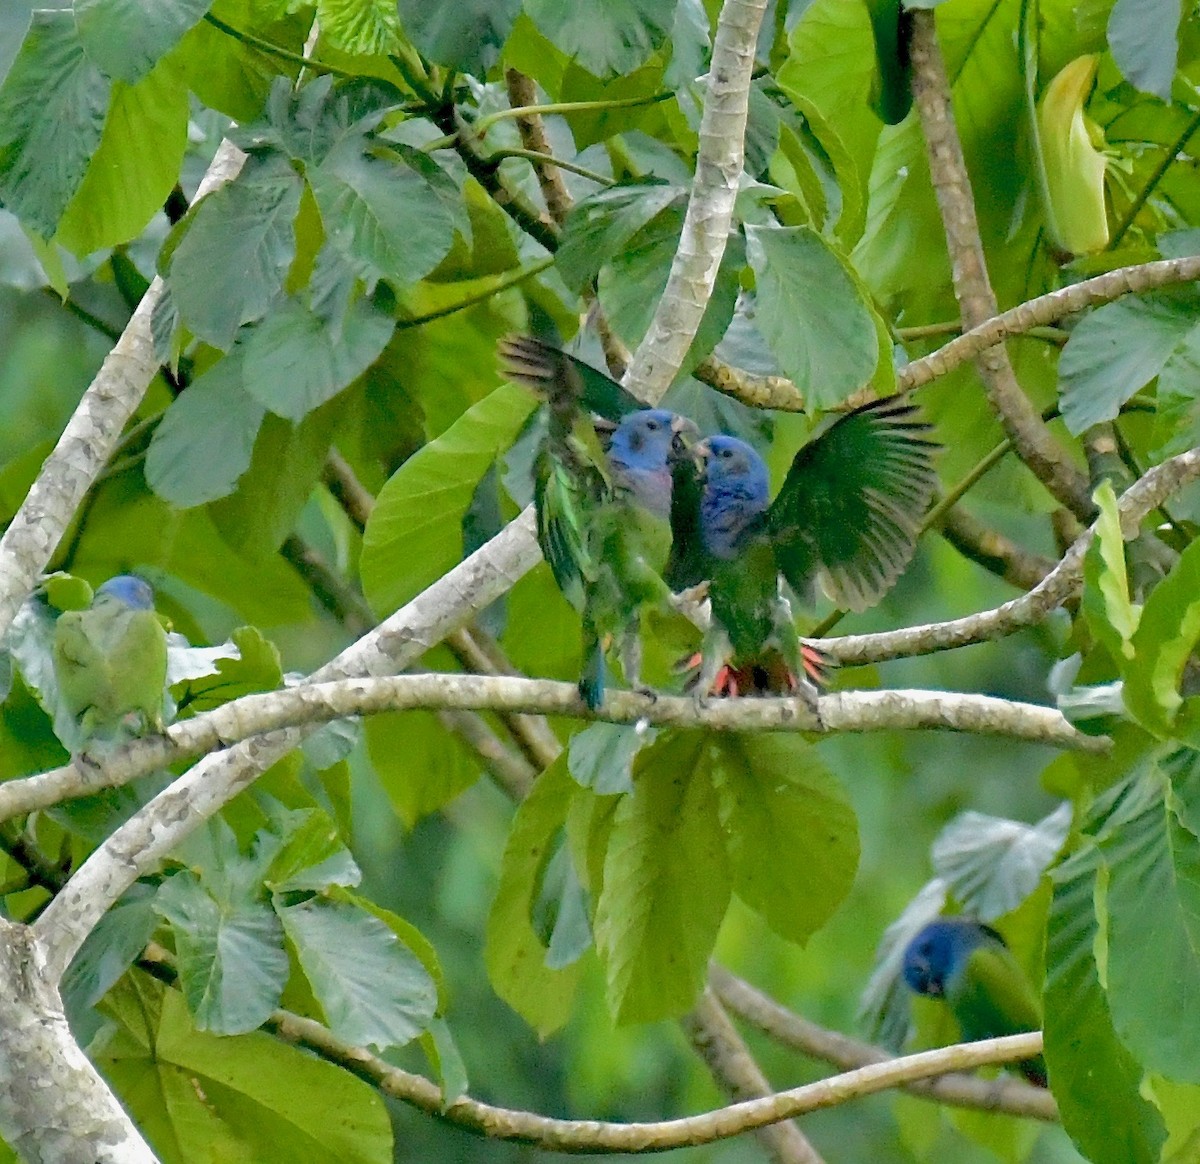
<box><xmin>1107</xmin><ymin>0</ymin><xmax>1181</xmax><ymax>100</ymax></box>
<box><xmin>709</xmin><ymin>734</ymin><xmax>858</xmax><ymax>945</ymax></box>
<box><xmin>0</xmin><ymin>10</ymin><xmax>109</xmax><ymax>237</ymax></box>
<box><xmin>485</xmin><ymin>761</ymin><xmax>585</xmax><ymax>1035</ymax></box>
<box><xmin>97</xmin><ymin>972</ymin><xmax>392</xmax><ymax>1164</ymax></box>
<box><xmin>525</xmin><ymin>0</ymin><xmax>673</xmax><ymax>77</ymax></box>
<box><xmin>360</xmin><ymin>381</ymin><xmax>536</xmax><ymax>617</ymax></box>
<box><xmin>154</xmin><ymin>870</ymin><xmax>288</xmax><ymax>1035</ymax></box>
<box><xmin>1045</xmin><ymin>844</ymin><xmax>1165</xmax><ymax>1163</ymax></box>
<box><xmin>73</xmin><ymin>0</ymin><xmax>213</xmax><ymax>84</ymax></box>
<box><xmin>163</xmin><ymin>151</ymin><xmax>304</xmax><ymax>350</ymax></box>
<box><xmin>56</xmin><ymin>53</ymin><xmax>189</xmax><ymax>255</ymax></box>
<box><xmin>318</xmin><ymin>0</ymin><xmax>401</xmax><ymax>55</ymax></box>
<box><xmin>62</xmin><ymin>883</ymin><xmax>159</xmax><ymax>1019</ymax></box>
<box><xmin>1081</xmin><ymin>480</ymin><xmax>1139</xmax><ymax>664</ymax></box>
<box><xmin>263</xmin><ymin>807</ymin><xmax>360</xmax><ymax>894</ymax></box>
<box><xmin>745</xmin><ymin>224</ymin><xmax>879</xmax><ymax>409</ymax></box>
<box><xmin>144</xmin><ymin>349</ymin><xmax>267</xmax><ymax>509</ymax></box>
<box><xmin>240</xmin><ymin>295</ymin><xmax>394</xmax><ymax>422</ymax></box>
<box><xmin>593</xmin><ymin>732</ymin><xmax>731</xmax><ymax>1024</ymax></box>
<box><xmin>1103</xmin><ymin>779</ymin><xmax>1200</xmax><ymax>1082</ymax></box>
<box><xmin>1058</xmin><ymin>290</ymin><xmax>1200</xmax><ymax>435</ymax></box>
<box><xmin>396</xmin><ymin>0</ymin><xmax>519</xmax><ymax>74</ymax></box>
<box><xmin>277</xmin><ymin>894</ymin><xmax>437</xmax><ymax>1049</ymax></box>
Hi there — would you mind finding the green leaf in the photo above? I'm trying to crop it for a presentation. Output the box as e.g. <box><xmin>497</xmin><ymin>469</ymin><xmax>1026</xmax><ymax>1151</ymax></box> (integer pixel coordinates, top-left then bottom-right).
<box><xmin>97</xmin><ymin>972</ymin><xmax>393</xmax><ymax>1163</ymax></box>
<box><xmin>1107</xmin><ymin>0</ymin><xmax>1181</xmax><ymax>100</ymax></box>
<box><xmin>240</xmin><ymin>295</ymin><xmax>393</xmax><ymax>422</ymax></box>
<box><xmin>932</xmin><ymin>804</ymin><xmax>1071</xmax><ymax>919</ymax></box>
<box><xmin>277</xmin><ymin>895</ymin><xmax>437</xmax><ymax>1049</ymax></box>
<box><xmin>0</xmin><ymin>10</ymin><xmax>110</xmax><ymax>238</ymax></box>
<box><xmin>709</xmin><ymin>734</ymin><xmax>858</xmax><ymax>945</ymax></box>
<box><xmin>144</xmin><ymin>349</ymin><xmax>267</xmax><ymax>508</ymax></box>
<box><xmin>1103</xmin><ymin>777</ymin><xmax>1200</xmax><ymax>1082</ymax></box>
<box><xmin>567</xmin><ymin>722</ymin><xmax>654</xmax><ymax>794</ymax></box>
<box><xmin>744</xmin><ymin>224</ymin><xmax>879</xmax><ymax>409</ymax></box>
<box><xmin>1125</xmin><ymin>535</ymin><xmax>1200</xmax><ymax>738</ymax></box>
<box><xmin>1083</xmin><ymin>480</ymin><xmax>1139</xmax><ymax>662</ymax></box>
<box><xmin>317</xmin><ymin>0</ymin><xmax>401</xmax><ymax>54</ymax></box>
<box><xmin>593</xmin><ymin>732</ymin><xmax>731</xmax><ymax>1023</ymax></box>
<box><xmin>420</xmin><ymin>1016</ymin><xmax>469</xmax><ymax>1105</ymax></box>
<box><xmin>556</xmin><ymin>184</ymin><xmax>685</xmax><ymax>293</ymax></box>
<box><xmin>1058</xmin><ymin>291</ymin><xmax>1200</xmax><ymax>436</ymax></box>
<box><xmin>74</xmin><ymin>0</ymin><xmax>213</xmax><ymax>84</ymax></box>
<box><xmin>56</xmin><ymin>54</ymin><xmax>189</xmax><ymax>255</ymax></box>
<box><xmin>163</xmin><ymin>151</ymin><xmax>304</xmax><ymax>349</ymax></box>
<box><xmin>263</xmin><ymin>807</ymin><xmax>360</xmax><ymax>893</ymax></box>
<box><xmin>364</xmin><ymin>707</ymin><xmax>481</xmax><ymax>828</ymax></box>
<box><xmin>154</xmin><ymin>870</ymin><xmax>288</xmax><ymax>1035</ymax></box>
<box><xmin>396</xmin><ymin>0</ymin><xmax>520</xmax><ymax>74</ymax></box>
<box><xmin>360</xmin><ymin>381</ymin><xmax>537</xmax><ymax>617</ymax></box>
<box><xmin>171</xmin><ymin>626</ymin><xmax>283</xmax><ymax>716</ymax></box>
<box><xmin>62</xmin><ymin>883</ymin><xmax>159</xmax><ymax>1016</ymax></box>
<box><xmin>525</xmin><ymin>0</ymin><xmax>673</xmax><ymax>77</ymax></box>
<box><xmin>485</xmin><ymin>761</ymin><xmax>585</xmax><ymax>1035</ymax></box>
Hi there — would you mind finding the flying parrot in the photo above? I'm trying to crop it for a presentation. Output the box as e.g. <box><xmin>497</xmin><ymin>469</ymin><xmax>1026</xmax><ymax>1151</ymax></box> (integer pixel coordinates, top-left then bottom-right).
<box><xmin>52</xmin><ymin>574</ymin><xmax>168</xmax><ymax>748</ymax></box>
<box><xmin>498</xmin><ymin>335</ymin><xmax>695</xmax><ymax>709</ymax></box>
<box><xmin>902</xmin><ymin>916</ymin><xmax>1048</xmax><ymax>1086</ymax></box>
<box><xmin>668</xmin><ymin>397</ymin><xmax>938</xmax><ymax>698</ymax></box>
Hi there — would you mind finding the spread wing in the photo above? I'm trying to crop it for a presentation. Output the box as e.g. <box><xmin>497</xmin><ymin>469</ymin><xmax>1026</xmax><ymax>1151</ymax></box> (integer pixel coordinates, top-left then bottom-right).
<box><xmin>497</xmin><ymin>334</ymin><xmax>644</xmax><ymax>423</ymax></box>
<box><xmin>767</xmin><ymin>397</ymin><xmax>938</xmax><ymax>611</ymax></box>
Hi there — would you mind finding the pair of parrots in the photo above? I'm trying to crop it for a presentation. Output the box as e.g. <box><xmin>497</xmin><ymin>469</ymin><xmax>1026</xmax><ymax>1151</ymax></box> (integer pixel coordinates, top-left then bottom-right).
<box><xmin>499</xmin><ymin>335</ymin><xmax>939</xmax><ymax>709</ymax></box>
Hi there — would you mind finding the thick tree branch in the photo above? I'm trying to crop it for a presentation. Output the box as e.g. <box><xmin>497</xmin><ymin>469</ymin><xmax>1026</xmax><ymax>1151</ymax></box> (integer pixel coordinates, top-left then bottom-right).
<box><xmin>621</xmin><ymin>0</ymin><xmax>768</xmax><ymax>403</ymax></box>
<box><xmin>7</xmin><ymin>681</ymin><xmax>1105</xmax><ymax>831</ymax></box>
<box><xmin>709</xmin><ymin>966</ymin><xmax>1057</xmax><ymax>1122</ymax></box>
<box><xmin>683</xmin><ymin>989</ymin><xmax>826</xmax><ymax>1164</ymax></box>
<box><xmin>0</xmin><ymin>142</ymin><xmax>247</xmax><ymax>643</ymax></box>
<box><xmin>269</xmin><ymin>1007</ymin><xmax>1045</xmax><ymax>1153</ymax></box>
<box><xmin>504</xmin><ymin>69</ymin><xmax>575</xmax><ymax>228</ymax></box>
<box><xmin>822</xmin><ymin>445</ymin><xmax>1200</xmax><ymax>665</ymax></box>
<box><xmin>909</xmin><ymin>11</ymin><xmax>1093</xmax><ymax>520</ymax></box>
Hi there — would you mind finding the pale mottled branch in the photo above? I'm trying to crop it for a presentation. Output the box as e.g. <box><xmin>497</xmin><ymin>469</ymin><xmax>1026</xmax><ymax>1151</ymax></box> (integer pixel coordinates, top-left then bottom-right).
<box><xmin>909</xmin><ymin>11</ymin><xmax>1092</xmax><ymax>520</ymax></box>
<box><xmin>0</xmin><ymin>141</ymin><xmax>247</xmax><ymax>643</ymax></box>
<box><xmin>8</xmin><ymin>680</ymin><xmax>1104</xmax><ymax>834</ymax></box>
<box><xmin>269</xmin><ymin>1007</ymin><xmax>1045</xmax><ymax>1153</ymax></box>
<box><xmin>682</xmin><ymin>989</ymin><xmax>826</xmax><ymax>1164</ymax></box>
<box><xmin>709</xmin><ymin>966</ymin><xmax>1057</xmax><ymax>1122</ymax></box>
<box><xmin>823</xmin><ymin>445</ymin><xmax>1200</xmax><ymax>665</ymax></box>
<box><xmin>621</xmin><ymin>0</ymin><xmax>768</xmax><ymax>403</ymax></box>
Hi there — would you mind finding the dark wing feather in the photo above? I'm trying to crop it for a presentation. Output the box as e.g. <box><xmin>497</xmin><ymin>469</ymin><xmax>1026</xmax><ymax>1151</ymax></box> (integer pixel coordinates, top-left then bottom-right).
<box><xmin>664</xmin><ymin>443</ymin><xmax>708</xmax><ymax>591</ymax></box>
<box><xmin>767</xmin><ymin>397</ymin><xmax>938</xmax><ymax>611</ymax></box>
<box><xmin>497</xmin><ymin>334</ymin><xmax>644</xmax><ymax>423</ymax></box>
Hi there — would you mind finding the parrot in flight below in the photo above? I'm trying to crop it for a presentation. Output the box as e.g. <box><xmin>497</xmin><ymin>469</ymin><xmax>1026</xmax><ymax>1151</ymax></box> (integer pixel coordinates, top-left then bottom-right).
<box><xmin>52</xmin><ymin>574</ymin><xmax>169</xmax><ymax>750</ymax></box>
<box><xmin>902</xmin><ymin>916</ymin><xmax>1048</xmax><ymax>1087</ymax></box>
<box><xmin>498</xmin><ymin>335</ymin><xmax>695</xmax><ymax>709</ymax></box>
<box><xmin>668</xmin><ymin>396</ymin><xmax>938</xmax><ymax>699</ymax></box>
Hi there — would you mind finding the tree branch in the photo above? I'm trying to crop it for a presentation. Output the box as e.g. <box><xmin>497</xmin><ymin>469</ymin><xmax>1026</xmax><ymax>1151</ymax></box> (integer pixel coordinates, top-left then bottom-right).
<box><xmin>269</xmin><ymin>1007</ymin><xmax>1046</xmax><ymax>1153</ymax></box>
<box><xmin>822</xmin><ymin>444</ymin><xmax>1200</xmax><ymax>665</ymax></box>
<box><xmin>909</xmin><ymin>11</ymin><xmax>1093</xmax><ymax>520</ymax></box>
<box><xmin>621</xmin><ymin>0</ymin><xmax>768</xmax><ymax>403</ymax></box>
<box><xmin>0</xmin><ymin>142</ymin><xmax>247</xmax><ymax>642</ymax></box>
<box><xmin>937</xmin><ymin>508</ymin><xmax>1054</xmax><ymax>591</ymax></box>
<box><xmin>708</xmin><ymin>966</ymin><xmax>1057</xmax><ymax>1122</ymax></box>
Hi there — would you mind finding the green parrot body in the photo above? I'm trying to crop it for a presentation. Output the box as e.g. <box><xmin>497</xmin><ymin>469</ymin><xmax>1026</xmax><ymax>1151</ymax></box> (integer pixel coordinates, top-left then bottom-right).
<box><xmin>52</xmin><ymin>575</ymin><xmax>168</xmax><ymax>746</ymax></box>
<box><xmin>670</xmin><ymin>398</ymin><xmax>938</xmax><ymax>696</ymax></box>
<box><xmin>903</xmin><ymin>917</ymin><xmax>1047</xmax><ymax>1086</ymax></box>
<box><xmin>500</xmin><ymin>335</ymin><xmax>690</xmax><ymax>708</ymax></box>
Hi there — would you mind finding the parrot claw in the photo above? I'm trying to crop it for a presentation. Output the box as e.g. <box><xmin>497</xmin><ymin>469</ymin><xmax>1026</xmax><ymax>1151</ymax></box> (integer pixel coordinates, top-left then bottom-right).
<box><xmin>633</xmin><ymin>684</ymin><xmax>659</xmax><ymax>704</ymax></box>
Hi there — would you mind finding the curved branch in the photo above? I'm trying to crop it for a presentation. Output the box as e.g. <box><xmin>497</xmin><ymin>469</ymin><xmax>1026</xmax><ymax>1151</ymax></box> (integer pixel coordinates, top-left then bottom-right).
<box><xmin>621</xmin><ymin>0</ymin><xmax>768</xmax><ymax>403</ymax></box>
<box><xmin>269</xmin><ymin>1007</ymin><xmax>1045</xmax><ymax>1153</ymax></box>
<box><xmin>8</xmin><ymin>680</ymin><xmax>1105</xmax><ymax>831</ymax></box>
<box><xmin>909</xmin><ymin>11</ymin><xmax>1093</xmax><ymax>520</ymax></box>
<box><xmin>0</xmin><ymin>142</ymin><xmax>247</xmax><ymax>642</ymax></box>
<box><xmin>708</xmin><ymin>966</ymin><xmax>1057</xmax><ymax>1122</ymax></box>
<box><xmin>822</xmin><ymin>444</ymin><xmax>1200</xmax><ymax>665</ymax></box>
<box><xmin>937</xmin><ymin>508</ymin><xmax>1054</xmax><ymax>591</ymax></box>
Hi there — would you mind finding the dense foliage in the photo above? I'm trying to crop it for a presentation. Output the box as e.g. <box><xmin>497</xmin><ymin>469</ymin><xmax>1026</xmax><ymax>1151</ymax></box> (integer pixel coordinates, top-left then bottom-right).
<box><xmin>1</xmin><ymin>0</ymin><xmax>1199</xmax><ymax>1160</ymax></box>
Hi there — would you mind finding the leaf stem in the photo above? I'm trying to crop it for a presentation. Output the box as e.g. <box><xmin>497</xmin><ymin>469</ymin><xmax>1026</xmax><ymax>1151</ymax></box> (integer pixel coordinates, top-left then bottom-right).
<box><xmin>396</xmin><ymin>258</ymin><xmax>555</xmax><ymax>329</ymax></box>
<box><xmin>202</xmin><ymin>13</ymin><xmax>359</xmax><ymax>80</ymax></box>
<box><xmin>1110</xmin><ymin>106</ymin><xmax>1200</xmax><ymax>248</ymax></box>
<box><xmin>472</xmin><ymin>93</ymin><xmax>672</xmax><ymax>135</ymax></box>
<box><xmin>486</xmin><ymin>149</ymin><xmax>614</xmax><ymax>187</ymax></box>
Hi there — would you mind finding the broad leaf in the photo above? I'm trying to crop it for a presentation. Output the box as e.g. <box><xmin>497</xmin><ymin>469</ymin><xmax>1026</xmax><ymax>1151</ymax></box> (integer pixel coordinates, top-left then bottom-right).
<box><xmin>74</xmin><ymin>0</ymin><xmax>213</xmax><ymax>84</ymax></box>
<box><xmin>745</xmin><ymin>224</ymin><xmax>879</xmax><ymax>408</ymax></box>
<box><xmin>0</xmin><ymin>10</ymin><xmax>109</xmax><ymax>237</ymax></box>
<box><xmin>62</xmin><ymin>883</ymin><xmax>159</xmax><ymax>1018</ymax></box>
<box><xmin>360</xmin><ymin>381</ymin><xmax>536</xmax><ymax>617</ymax></box>
<box><xmin>593</xmin><ymin>732</ymin><xmax>731</xmax><ymax>1024</ymax></box>
<box><xmin>277</xmin><ymin>894</ymin><xmax>437</xmax><ymax>1050</ymax></box>
<box><xmin>1082</xmin><ymin>480</ymin><xmax>1139</xmax><ymax>663</ymax></box>
<box><xmin>566</xmin><ymin>722</ymin><xmax>655</xmax><ymax>794</ymax></box>
<box><xmin>264</xmin><ymin>807</ymin><xmax>360</xmax><ymax>893</ymax></box>
<box><xmin>396</xmin><ymin>0</ymin><xmax>520</xmax><ymax>74</ymax></box>
<box><xmin>1108</xmin><ymin>0</ymin><xmax>1181</xmax><ymax>100</ymax></box>
<box><xmin>318</xmin><ymin>0</ymin><xmax>401</xmax><ymax>55</ymax></box>
<box><xmin>525</xmin><ymin>0</ymin><xmax>674</xmax><ymax>77</ymax></box>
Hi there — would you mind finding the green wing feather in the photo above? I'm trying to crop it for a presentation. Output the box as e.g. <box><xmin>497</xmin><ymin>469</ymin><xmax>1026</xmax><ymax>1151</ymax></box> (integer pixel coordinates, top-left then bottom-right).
<box><xmin>497</xmin><ymin>334</ymin><xmax>643</xmax><ymax>423</ymax></box>
<box><xmin>664</xmin><ymin>441</ymin><xmax>707</xmax><ymax>592</ymax></box>
<box><xmin>768</xmin><ymin>396</ymin><xmax>938</xmax><ymax>611</ymax></box>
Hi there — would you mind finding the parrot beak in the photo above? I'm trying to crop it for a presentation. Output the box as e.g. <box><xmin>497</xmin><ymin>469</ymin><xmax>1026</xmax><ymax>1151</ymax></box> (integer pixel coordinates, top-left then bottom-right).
<box><xmin>669</xmin><ymin>434</ymin><xmax>709</xmax><ymax>465</ymax></box>
<box><xmin>670</xmin><ymin>415</ymin><xmax>700</xmax><ymax>439</ymax></box>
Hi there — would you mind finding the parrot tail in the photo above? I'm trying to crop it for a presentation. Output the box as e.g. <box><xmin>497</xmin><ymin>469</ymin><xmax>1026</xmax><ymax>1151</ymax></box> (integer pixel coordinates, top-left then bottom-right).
<box><xmin>578</xmin><ymin>619</ymin><xmax>607</xmax><ymax>711</ymax></box>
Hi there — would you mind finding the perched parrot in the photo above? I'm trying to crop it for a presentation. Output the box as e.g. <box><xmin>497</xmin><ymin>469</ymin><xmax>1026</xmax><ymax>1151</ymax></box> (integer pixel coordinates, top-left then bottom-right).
<box><xmin>668</xmin><ymin>397</ymin><xmax>938</xmax><ymax>697</ymax></box>
<box><xmin>902</xmin><ymin>917</ymin><xmax>1048</xmax><ymax>1087</ymax></box>
<box><xmin>52</xmin><ymin>574</ymin><xmax>168</xmax><ymax>747</ymax></box>
<box><xmin>498</xmin><ymin>335</ymin><xmax>695</xmax><ymax>708</ymax></box>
